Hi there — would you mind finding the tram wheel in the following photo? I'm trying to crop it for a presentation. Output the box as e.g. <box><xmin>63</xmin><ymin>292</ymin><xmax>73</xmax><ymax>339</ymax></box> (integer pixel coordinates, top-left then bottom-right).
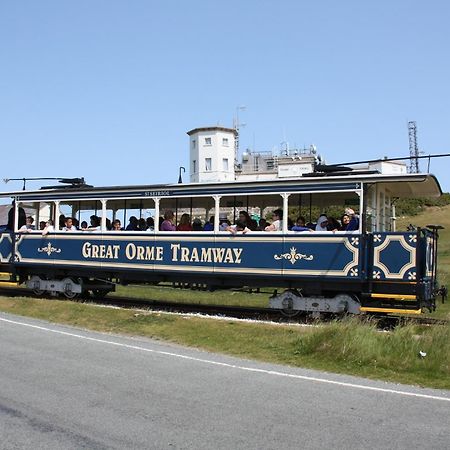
<box><xmin>33</xmin><ymin>289</ymin><xmax>45</xmax><ymax>297</ymax></box>
<box><xmin>280</xmin><ymin>289</ymin><xmax>302</xmax><ymax>317</ymax></box>
<box><xmin>61</xmin><ymin>278</ymin><xmax>80</xmax><ymax>299</ymax></box>
<box><xmin>281</xmin><ymin>308</ymin><xmax>301</xmax><ymax>318</ymax></box>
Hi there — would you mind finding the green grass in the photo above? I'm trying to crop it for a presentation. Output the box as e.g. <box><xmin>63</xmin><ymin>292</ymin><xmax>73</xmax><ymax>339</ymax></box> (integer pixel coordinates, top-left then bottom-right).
<box><xmin>0</xmin><ymin>296</ymin><xmax>449</xmax><ymax>390</ymax></box>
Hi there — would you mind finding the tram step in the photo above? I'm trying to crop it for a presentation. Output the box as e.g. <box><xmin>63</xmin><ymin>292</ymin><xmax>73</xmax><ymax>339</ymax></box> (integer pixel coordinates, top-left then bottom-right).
<box><xmin>369</xmin><ymin>293</ymin><xmax>417</xmax><ymax>301</ymax></box>
<box><xmin>360</xmin><ymin>307</ymin><xmax>422</xmax><ymax>315</ymax></box>
<box><xmin>0</xmin><ymin>281</ymin><xmax>19</xmax><ymax>287</ymax></box>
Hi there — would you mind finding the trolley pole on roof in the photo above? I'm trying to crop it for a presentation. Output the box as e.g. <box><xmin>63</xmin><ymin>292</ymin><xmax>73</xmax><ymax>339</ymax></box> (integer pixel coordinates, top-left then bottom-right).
<box><xmin>408</xmin><ymin>121</ymin><xmax>420</xmax><ymax>173</ymax></box>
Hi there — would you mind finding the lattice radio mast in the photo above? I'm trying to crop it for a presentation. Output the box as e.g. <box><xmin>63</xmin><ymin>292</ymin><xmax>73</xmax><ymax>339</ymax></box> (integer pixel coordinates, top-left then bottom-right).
<box><xmin>408</xmin><ymin>121</ymin><xmax>420</xmax><ymax>173</ymax></box>
<box><xmin>233</xmin><ymin>105</ymin><xmax>246</xmax><ymax>166</ymax></box>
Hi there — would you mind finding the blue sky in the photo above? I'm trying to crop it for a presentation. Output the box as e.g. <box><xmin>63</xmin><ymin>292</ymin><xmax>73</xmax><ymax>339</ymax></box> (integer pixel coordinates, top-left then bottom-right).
<box><xmin>1</xmin><ymin>0</ymin><xmax>449</xmax><ymax>191</ymax></box>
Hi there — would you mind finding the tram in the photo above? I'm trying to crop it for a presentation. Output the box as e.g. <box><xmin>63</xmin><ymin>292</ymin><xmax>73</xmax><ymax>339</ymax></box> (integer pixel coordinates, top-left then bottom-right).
<box><xmin>0</xmin><ymin>169</ymin><xmax>443</xmax><ymax>315</ymax></box>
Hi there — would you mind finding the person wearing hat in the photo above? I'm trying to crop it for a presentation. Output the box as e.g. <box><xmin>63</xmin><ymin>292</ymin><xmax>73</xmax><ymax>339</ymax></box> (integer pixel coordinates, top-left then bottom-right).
<box><xmin>219</xmin><ymin>214</ymin><xmax>230</xmax><ymax>231</ymax></box>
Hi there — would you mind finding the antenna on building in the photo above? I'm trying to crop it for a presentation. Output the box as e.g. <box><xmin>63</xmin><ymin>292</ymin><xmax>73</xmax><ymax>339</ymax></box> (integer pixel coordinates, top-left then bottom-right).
<box><xmin>408</xmin><ymin>121</ymin><xmax>420</xmax><ymax>173</ymax></box>
<box><xmin>233</xmin><ymin>105</ymin><xmax>246</xmax><ymax>165</ymax></box>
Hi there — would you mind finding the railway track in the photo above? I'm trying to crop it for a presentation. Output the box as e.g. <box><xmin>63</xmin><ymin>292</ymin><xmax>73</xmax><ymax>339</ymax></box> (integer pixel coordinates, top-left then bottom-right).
<box><xmin>0</xmin><ymin>285</ymin><xmax>448</xmax><ymax>328</ymax></box>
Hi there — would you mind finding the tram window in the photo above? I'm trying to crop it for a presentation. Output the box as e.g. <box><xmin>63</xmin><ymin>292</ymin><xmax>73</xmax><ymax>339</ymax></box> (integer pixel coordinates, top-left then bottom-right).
<box><xmin>58</xmin><ymin>203</ymin><xmax>76</xmax><ymax>230</ymax></box>
<box><xmin>69</xmin><ymin>200</ymin><xmax>102</xmax><ymax>230</ymax></box>
<box><xmin>17</xmin><ymin>201</ymin><xmax>52</xmax><ymax>231</ymax></box>
<box><xmin>159</xmin><ymin>196</ymin><xmax>215</xmax><ymax>232</ymax></box>
<box><xmin>287</xmin><ymin>192</ymin><xmax>361</xmax><ymax>232</ymax></box>
<box><xmin>218</xmin><ymin>194</ymin><xmax>281</xmax><ymax>232</ymax></box>
<box><xmin>14</xmin><ymin>201</ymin><xmax>44</xmax><ymax>232</ymax></box>
<box><xmin>107</xmin><ymin>199</ymin><xmax>155</xmax><ymax>232</ymax></box>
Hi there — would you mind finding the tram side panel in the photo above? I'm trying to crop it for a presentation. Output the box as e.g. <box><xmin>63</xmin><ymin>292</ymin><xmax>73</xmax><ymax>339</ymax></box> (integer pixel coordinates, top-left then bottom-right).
<box><xmin>281</xmin><ymin>233</ymin><xmax>362</xmax><ymax>285</ymax></box>
<box><xmin>13</xmin><ymin>232</ymin><xmax>364</xmax><ymax>290</ymax></box>
<box><xmin>0</xmin><ymin>231</ymin><xmax>14</xmax><ymax>273</ymax></box>
<box><xmin>368</xmin><ymin>231</ymin><xmax>427</xmax><ymax>310</ymax></box>
<box><xmin>212</xmin><ymin>233</ymin><xmax>283</xmax><ymax>283</ymax></box>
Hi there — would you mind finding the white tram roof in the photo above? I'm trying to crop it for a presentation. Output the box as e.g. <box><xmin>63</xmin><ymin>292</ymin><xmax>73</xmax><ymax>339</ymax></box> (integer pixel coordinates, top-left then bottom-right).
<box><xmin>0</xmin><ymin>172</ymin><xmax>442</xmax><ymax>202</ymax></box>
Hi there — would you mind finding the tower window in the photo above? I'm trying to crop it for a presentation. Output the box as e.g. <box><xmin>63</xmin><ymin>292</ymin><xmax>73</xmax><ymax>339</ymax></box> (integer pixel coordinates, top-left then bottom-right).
<box><xmin>193</xmin><ymin>160</ymin><xmax>196</xmax><ymax>173</ymax></box>
<box><xmin>205</xmin><ymin>158</ymin><xmax>212</xmax><ymax>171</ymax></box>
<box><xmin>223</xmin><ymin>158</ymin><xmax>229</xmax><ymax>171</ymax></box>
<box><xmin>205</xmin><ymin>137</ymin><xmax>212</xmax><ymax>145</ymax></box>
<box><xmin>222</xmin><ymin>138</ymin><xmax>229</xmax><ymax>146</ymax></box>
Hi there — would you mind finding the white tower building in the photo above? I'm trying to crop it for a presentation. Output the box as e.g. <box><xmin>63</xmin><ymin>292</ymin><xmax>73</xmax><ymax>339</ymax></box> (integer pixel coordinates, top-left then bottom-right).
<box><xmin>187</xmin><ymin>127</ymin><xmax>237</xmax><ymax>183</ymax></box>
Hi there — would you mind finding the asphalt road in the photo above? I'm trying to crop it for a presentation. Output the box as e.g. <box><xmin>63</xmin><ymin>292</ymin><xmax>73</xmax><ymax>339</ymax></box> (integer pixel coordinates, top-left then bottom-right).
<box><xmin>0</xmin><ymin>313</ymin><xmax>449</xmax><ymax>450</ymax></box>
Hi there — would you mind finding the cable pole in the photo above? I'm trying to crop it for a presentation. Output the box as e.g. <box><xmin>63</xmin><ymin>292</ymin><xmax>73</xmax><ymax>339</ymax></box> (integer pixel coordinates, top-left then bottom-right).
<box><xmin>408</xmin><ymin>121</ymin><xmax>420</xmax><ymax>173</ymax></box>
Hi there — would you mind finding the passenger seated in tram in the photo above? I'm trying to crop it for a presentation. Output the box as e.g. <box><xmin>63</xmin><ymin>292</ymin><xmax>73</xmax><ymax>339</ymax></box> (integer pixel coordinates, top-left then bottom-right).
<box><xmin>83</xmin><ymin>215</ymin><xmax>100</xmax><ymax>231</ymax></box>
<box><xmin>339</xmin><ymin>213</ymin><xmax>350</xmax><ymax>230</ymax></box>
<box><xmin>161</xmin><ymin>210</ymin><xmax>176</xmax><ymax>231</ymax></box>
<box><xmin>192</xmin><ymin>218</ymin><xmax>203</xmax><ymax>231</ymax></box>
<box><xmin>203</xmin><ymin>216</ymin><xmax>214</xmax><ymax>231</ymax></box>
<box><xmin>343</xmin><ymin>208</ymin><xmax>359</xmax><ymax>231</ymax></box>
<box><xmin>227</xmin><ymin>220</ymin><xmax>250</xmax><ymax>234</ymax></box>
<box><xmin>59</xmin><ymin>214</ymin><xmax>66</xmax><ymax>229</ymax></box>
<box><xmin>19</xmin><ymin>216</ymin><xmax>35</xmax><ymax>232</ymax></box>
<box><xmin>177</xmin><ymin>213</ymin><xmax>192</xmax><ymax>231</ymax></box>
<box><xmin>287</xmin><ymin>217</ymin><xmax>294</xmax><ymax>230</ymax></box>
<box><xmin>315</xmin><ymin>214</ymin><xmax>329</xmax><ymax>231</ymax></box>
<box><xmin>112</xmin><ymin>219</ymin><xmax>122</xmax><ymax>231</ymax></box>
<box><xmin>42</xmin><ymin>220</ymin><xmax>54</xmax><ymax>236</ymax></box>
<box><xmin>62</xmin><ymin>217</ymin><xmax>77</xmax><ymax>231</ymax></box>
<box><xmin>257</xmin><ymin>218</ymin><xmax>268</xmax><ymax>231</ymax></box>
<box><xmin>264</xmin><ymin>209</ymin><xmax>283</xmax><ymax>231</ymax></box>
<box><xmin>146</xmin><ymin>217</ymin><xmax>154</xmax><ymax>231</ymax></box>
<box><xmin>238</xmin><ymin>211</ymin><xmax>257</xmax><ymax>231</ymax></box>
<box><xmin>39</xmin><ymin>221</ymin><xmax>46</xmax><ymax>231</ymax></box>
<box><xmin>126</xmin><ymin>216</ymin><xmax>139</xmax><ymax>231</ymax></box>
<box><xmin>291</xmin><ymin>216</ymin><xmax>313</xmax><ymax>232</ymax></box>
<box><xmin>137</xmin><ymin>218</ymin><xmax>146</xmax><ymax>231</ymax></box>
<box><xmin>219</xmin><ymin>214</ymin><xmax>230</xmax><ymax>231</ymax></box>
<box><xmin>90</xmin><ymin>215</ymin><xmax>101</xmax><ymax>230</ymax></box>
<box><xmin>327</xmin><ymin>216</ymin><xmax>341</xmax><ymax>232</ymax></box>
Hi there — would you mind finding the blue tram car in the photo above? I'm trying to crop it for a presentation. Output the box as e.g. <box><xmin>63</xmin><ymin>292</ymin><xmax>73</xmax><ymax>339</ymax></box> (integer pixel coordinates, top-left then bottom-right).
<box><xmin>0</xmin><ymin>171</ymin><xmax>443</xmax><ymax>315</ymax></box>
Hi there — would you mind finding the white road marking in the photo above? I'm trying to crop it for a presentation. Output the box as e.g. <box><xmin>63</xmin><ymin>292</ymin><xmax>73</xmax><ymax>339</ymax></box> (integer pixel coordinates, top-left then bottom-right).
<box><xmin>94</xmin><ymin>303</ymin><xmax>318</xmax><ymax>328</ymax></box>
<box><xmin>1</xmin><ymin>315</ymin><xmax>449</xmax><ymax>403</ymax></box>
